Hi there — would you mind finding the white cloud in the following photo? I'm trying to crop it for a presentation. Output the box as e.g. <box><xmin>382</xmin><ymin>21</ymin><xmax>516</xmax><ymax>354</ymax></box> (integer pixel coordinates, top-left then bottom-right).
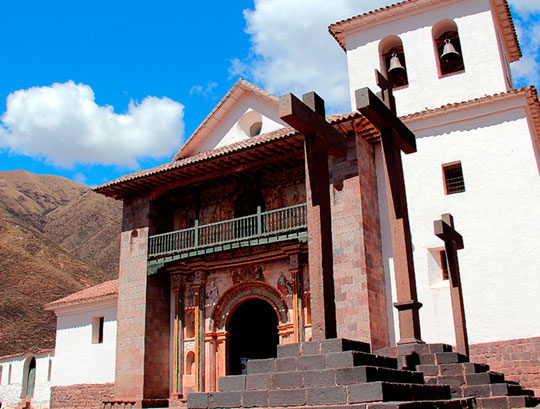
<box><xmin>509</xmin><ymin>1</ymin><xmax>540</xmax><ymax>88</ymax></box>
<box><xmin>0</xmin><ymin>81</ymin><xmax>185</xmax><ymax>168</ymax></box>
<box><xmin>234</xmin><ymin>0</ymin><xmax>390</xmax><ymax>113</ymax></box>
<box><xmin>189</xmin><ymin>81</ymin><xmax>218</xmax><ymax>98</ymax></box>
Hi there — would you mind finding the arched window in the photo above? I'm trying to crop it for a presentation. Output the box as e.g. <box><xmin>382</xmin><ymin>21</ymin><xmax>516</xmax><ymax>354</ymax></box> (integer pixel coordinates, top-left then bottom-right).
<box><xmin>185</xmin><ymin>310</ymin><xmax>195</xmax><ymax>339</ymax></box>
<box><xmin>433</xmin><ymin>19</ymin><xmax>465</xmax><ymax>76</ymax></box>
<box><xmin>186</xmin><ymin>351</ymin><xmax>195</xmax><ymax>375</ymax></box>
<box><xmin>379</xmin><ymin>35</ymin><xmax>409</xmax><ymax>89</ymax></box>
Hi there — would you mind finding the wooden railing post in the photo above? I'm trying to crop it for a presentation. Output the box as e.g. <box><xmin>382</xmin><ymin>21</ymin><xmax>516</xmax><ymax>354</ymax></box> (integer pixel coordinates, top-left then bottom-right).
<box><xmin>257</xmin><ymin>206</ymin><xmax>262</xmax><ymax>235</ymax></box>
<box><xmin>194</xmin><ymin>219</ymin><xmax>199</xmax><ymax>248</ymax></box>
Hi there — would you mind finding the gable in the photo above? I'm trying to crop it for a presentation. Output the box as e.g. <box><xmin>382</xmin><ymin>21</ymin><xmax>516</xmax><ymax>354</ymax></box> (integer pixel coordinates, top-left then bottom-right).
<box><xmin>175</xmin><ymin>79</ymin><xmax>287</xmax><ymax>159</ymax></box>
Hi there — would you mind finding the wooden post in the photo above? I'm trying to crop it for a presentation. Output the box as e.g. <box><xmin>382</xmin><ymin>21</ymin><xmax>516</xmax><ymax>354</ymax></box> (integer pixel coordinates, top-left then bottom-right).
<box><xmin>434</xmin><ymin>213</ymin><xmax>469</xmax><ymax>355</ymax></box>
<box><xmin>279</xmin><ymin>91</ymin><xmax>347</xmax><ymax>340</ymax></box>
<box><xmin>356</xmin><ymin>78</ymin><xmax>423</xmax><ymax>344</ymax></box>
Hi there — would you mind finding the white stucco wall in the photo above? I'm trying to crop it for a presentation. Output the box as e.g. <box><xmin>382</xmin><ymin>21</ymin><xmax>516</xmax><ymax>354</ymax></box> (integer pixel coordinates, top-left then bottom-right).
<box><xmin>192</xmin><ymin>93</ymin><xmax>286</xmax><ymax>155</ymax></box>
<box><xmin>345</xmin><ymin>0</ymin><xmax>511</xmax><ymax>116</ymax></box>
<box><xmin>0</xmin><ymin>353</ymin><xmax>53</xmax><ymax>409</ymax></box>
<box><xmin>52</xmin><ymin>299</ymin><xmax>117</xmax><ymax>386</ymax></box>
<box><xmin>377</xmin><ymin>96</ymin><xmax>540</xmax><ymax>346</ymax></box>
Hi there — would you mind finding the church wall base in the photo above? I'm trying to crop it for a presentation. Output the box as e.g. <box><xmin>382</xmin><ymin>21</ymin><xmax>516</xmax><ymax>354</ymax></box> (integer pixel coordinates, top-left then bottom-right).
<box><xmin>469</xmin><ymin>336</ymin><xmax>540</xmax><ymax>396</ymax></box>
<box><xmin>50</xmin><ymin>383</ymin><xmax>114</xmax><ymax>409</ymax></box>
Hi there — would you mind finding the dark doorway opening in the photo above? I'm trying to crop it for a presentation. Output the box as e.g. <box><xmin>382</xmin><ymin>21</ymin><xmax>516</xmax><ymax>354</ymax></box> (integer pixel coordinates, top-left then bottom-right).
<box><xmin>25</xmin><ymin>357</ymin><xmax>36</xmax><ymax>399</ymax></box>
<box><xmin>227</xmin><ymin>298</ymin><xmax>279</xmax><ymax>375</ymax></box>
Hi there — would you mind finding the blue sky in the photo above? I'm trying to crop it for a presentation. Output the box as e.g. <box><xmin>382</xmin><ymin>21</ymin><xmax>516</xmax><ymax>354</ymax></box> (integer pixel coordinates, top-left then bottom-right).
<box><xmin>0</xmin><ymin>0</ymin><xmax>538</xmax><ymax>187</ymax></box>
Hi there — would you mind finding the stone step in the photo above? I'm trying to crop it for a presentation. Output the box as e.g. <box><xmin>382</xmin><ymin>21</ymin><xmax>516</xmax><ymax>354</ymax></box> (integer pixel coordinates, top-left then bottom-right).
<box><xmin>417</xmin><ymin>362</ymin><xmax>490</xmax><ymax>377</ymax></box>
<box><xmin>189</xmin><ymin>382</ymin><xmax>452</xmax><ymax>408</ymax></box>
<box><xmin>475</xmin><ymin>395</ymin><xmax>540</xmax><ymax>408</ymax></box>
<box><xmin>246</xmin><ymin>351</ymin><xmax>398</xmax><ymax>374</ymax></box>
<box><xmin>418</xmin><ymin>352</ymin><xmax>469</xmax><ymax>366</ymax></box>
<box><xmin>278</xmin><ymin>338</ymin><xmax>372</xmax><ymax>358</ymax></box>
<box><xmin>219</xmin><ymin>366</ymin><xmax>425</xmax><ymax>392</ymax></box>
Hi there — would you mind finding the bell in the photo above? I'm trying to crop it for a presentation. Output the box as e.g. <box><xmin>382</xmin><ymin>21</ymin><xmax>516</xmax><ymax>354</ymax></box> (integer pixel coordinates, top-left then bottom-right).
<box><xmin>441</xmin><ymin>38</ymin><xmax>460</xmax><ymax>61</ymax></box>
<box><xmin>388</xmin><ymin>53</ymin><xmax>405</xmax><ymax>74</ymax></box>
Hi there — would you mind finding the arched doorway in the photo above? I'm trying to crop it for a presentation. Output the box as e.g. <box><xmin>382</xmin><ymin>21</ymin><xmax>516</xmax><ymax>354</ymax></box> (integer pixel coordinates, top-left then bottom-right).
<box><xmin>23</xmin><ymin>356</ymin><xmax>36</xmax><ymax>399</ymax></box>
<box><xmin>227</xmin><ymin>298</ymin><xmax>279</xmax><ymax>375</ymax></box>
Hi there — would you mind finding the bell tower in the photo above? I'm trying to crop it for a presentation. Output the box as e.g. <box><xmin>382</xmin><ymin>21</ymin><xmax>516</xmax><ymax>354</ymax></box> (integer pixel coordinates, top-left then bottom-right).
<box><xmin>329</xmin><ymin>0</ymin><xmax>521</xmax><ymax>116</ymax></box>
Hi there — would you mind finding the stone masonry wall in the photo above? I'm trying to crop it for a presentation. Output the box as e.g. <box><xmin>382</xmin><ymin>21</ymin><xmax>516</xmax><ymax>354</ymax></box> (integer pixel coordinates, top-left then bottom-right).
<box><xmin>329</xmin><ymin>133</ymin><xmax>388</xmax><ymax>350</ymax></box>
<box><xmin>115</xmin><ymin>196</ymin><xmax>151</xmax><ymax>401</ymax></box>
<box><xmin>50</xmin><ymin>383</ymin><xmax>114</xmax><ymax>409</ymax></box>
<box><xmin>469</xmin><ymin>337</ymin><xmax>540</xmax><ymax>396</ymax></box>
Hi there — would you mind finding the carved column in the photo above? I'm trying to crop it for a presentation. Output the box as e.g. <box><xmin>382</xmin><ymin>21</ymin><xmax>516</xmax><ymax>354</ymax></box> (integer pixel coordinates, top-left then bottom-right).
<box><xmin>171</xmin><ymin>275</ymin><xmax>185</xmax><ymax>398</ymax></box>
<box><xmin>190</xmin><ymin>271</ymin><xmax>207</xmax><ymax>392</ymax></box>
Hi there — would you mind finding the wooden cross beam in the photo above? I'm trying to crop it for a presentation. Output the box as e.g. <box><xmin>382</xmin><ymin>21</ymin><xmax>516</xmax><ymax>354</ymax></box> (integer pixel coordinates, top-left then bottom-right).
<box><xmin>434</xmin><ymin>213</ymin><xmax>469</xmax><ymax>355</ymax></box>
<box><xmin>279</xmin><ymin>91</ymin><xmax>346</xmax><ymax>340</ymax></box>
<box><xmin>356</xmin><ymin>72</ymin><xmax>423</xmax><ymax>344</ymax></box>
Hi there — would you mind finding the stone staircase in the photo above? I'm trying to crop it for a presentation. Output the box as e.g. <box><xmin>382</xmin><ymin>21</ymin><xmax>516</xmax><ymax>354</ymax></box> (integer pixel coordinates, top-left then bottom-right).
<box><xmin>187</xmin><ymin>339</ymin><xmax>477</xmax><ymax>409</ymax></box>
<box><xmin>377</xmin><ymin>343</ymin><xmax>540</xmax><ymax>409</ymax></box>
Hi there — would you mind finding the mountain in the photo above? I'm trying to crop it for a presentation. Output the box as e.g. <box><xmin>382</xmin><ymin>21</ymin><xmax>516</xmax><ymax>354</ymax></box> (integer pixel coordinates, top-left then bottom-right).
<box><xmin>0</xmin><ymin>170</ymin><xmax>122</xmax><ymax>355</ymax></box>
<box><xmin>0</xmin><ymin>170</ymin><xmax>122</xmax><ymax>275</ymax></box>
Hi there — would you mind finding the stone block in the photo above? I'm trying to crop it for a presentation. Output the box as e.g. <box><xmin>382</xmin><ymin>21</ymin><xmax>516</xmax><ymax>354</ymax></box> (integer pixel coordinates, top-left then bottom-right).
<box><xmin>438</xmin><ymin>375</ymin><xmax>466</xmax><ymax>387</ymax></box>
<box><xmin>320</xmin><ymin>338</ymin><xmax>371</xmax><ymax>354</ymax></box>
<box><xmin>335</xmin><ymin>367</ymin><xmax>369</xmax><ymax>385</ymax></box>
<box><xmin>268</xmin><ymin>388</ymin><xmax>306</xmax><ymax>407</ymax></box>
<box><xmin>435</xmin><ymin>353</ymin><xmax>468</xmax><ymax>364</ymax></box>
<box><xmin>277</xmin><ymin>343</ymin><xmax>301</xmax><ymax>358</ymax></box>
<box><xmin>304</xmin><ymin>369</ymin><xmax>336</xmax><ymax>387</ymax></box>
<box><xmin>298</xmin><ymin>354</ymin><xmax>326</xmax><ymax>370</ymax></box>
<box><xmin>301</xmin><ymin>341</ymin><xmax>321</xmax><ymax>356</ymax></box>
<box><xmin>307</xmin><ymin>386</ymin><xmax>347</xmax><ymax>405</ymax></box>
<box><xmin>186</xmin><ymin>393</ymin><xmax>209</xmax><ymax>409</ymax></box>
<box><xmin>417</xmin><ymin>364</ymin><xmax>441</xmax><ymax>376</ymax></box>
<box><xmin>271</xmin><ymin>371</ymin><xmax>303</xmax><ymax>389</ymax></box>
<box><xmin>218</xmin><ymin>375</ymin><xmax>246</xmax><ymax>392</ymax></box>
<box><xmin>246</xmin><ymin>358</ymin><xmax>274</xmax><ymax>374</ymax></box>
<box><xmin>208</xmin><ymin>392</ymin><xmax>241</xmax><ymax>408</ymax></box>
<box><xmin>275</xmin><ymin>357</ymin><xmax>297</xmax><ymax>372</ymax></box>
<box><xmin>241</xmin><ymin>391</ymin><xmax>268</xmax><ymax>408</ymax></box>
<box><xmin>245</xmin><ymin>374</ymin><xmax>271</xmax><ymax>390</ymax></box>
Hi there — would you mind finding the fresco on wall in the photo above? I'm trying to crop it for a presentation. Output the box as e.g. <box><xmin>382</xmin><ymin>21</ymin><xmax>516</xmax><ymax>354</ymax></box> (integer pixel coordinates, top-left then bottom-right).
<box><xmin>277</xmin><ymin>271</ymin><xmax>293</xmax><ymax>296</ymax></box>
<box><xmin>232</xmin><ymin>265</ymin><xmax>265</xmax><ymax>284</ymax></box>
<box><xmin>206</xmin><ymin>278</ymin><xmax>220</xmax><ymax>306</ymax></box>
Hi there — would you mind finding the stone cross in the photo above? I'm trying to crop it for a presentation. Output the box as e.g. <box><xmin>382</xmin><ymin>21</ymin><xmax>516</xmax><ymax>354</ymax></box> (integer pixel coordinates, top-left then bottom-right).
<box><xmin>279</xmin><ymin>91</ymin><xmax>347</xmax><ymax>340</ymax></box>
<box><xmin>356</xmin><ymin>73</ymin><xmax>423</xmax><ymax>345</ymax></box>
<box><xmin>434</xmin><ymin>213</ymin><xmax>469</xmax><ymax>355</ymax></box>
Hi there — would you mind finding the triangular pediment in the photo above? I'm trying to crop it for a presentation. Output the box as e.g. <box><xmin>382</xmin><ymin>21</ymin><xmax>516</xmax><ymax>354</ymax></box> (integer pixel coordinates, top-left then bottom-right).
<box><xmin>175</xmin><ymin>79</ymin><xmax>287</xmax><ymax>160</ymax></box>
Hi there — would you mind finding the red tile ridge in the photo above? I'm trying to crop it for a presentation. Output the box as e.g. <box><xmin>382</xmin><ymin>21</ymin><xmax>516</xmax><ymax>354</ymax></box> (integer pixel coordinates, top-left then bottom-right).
<box><xmin>174</xmin><ymin>78</ymin><xmax>279</xmax><ymax>160</ymax></box>
<box><xmin>328</xmin><ymin>0</ymin><xmax>521</xmax><ymax>63</ymax></box>
<box><xmin>44</xmin><ymin>279</ymin><xmax>119</xmax><ymax>310</ymax></box>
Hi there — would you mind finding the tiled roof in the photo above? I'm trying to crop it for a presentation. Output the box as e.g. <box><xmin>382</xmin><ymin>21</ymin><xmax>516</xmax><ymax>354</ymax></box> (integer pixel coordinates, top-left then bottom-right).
<box><xmin>95</xmin><ymin>111</ymin><xmax>362</xmax><ymax>193</ymax></box>
<box><xmin>328</xmin><ymin>0</ymin><xmax>521</xmax><ymax>63</ymax></box>
<box><xmin>0</xmin><ymin>348</ymin><xmax>54</xmax><ymax>362</ymax></box>
<box><xmin>174</xmin><ymin>78</ymin><xmax>280</xmax><ymax>160</ymax></box>
<box><xmin>44</xmin><ymin>279</ymin><xmax>118</xmax><ymax>310</ymax></box>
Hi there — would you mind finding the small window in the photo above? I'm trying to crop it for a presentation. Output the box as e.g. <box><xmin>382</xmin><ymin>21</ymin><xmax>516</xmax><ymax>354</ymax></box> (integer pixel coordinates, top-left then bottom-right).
<box><xmin>0</xmin><ymin>365</ymin><xmax>3</xmax><ymax>384</ymax></box>
<box><xmin>238</xmin><ymin>111</ymin><xmax>263</xmax><ymax>137</ymax></box>
<box><xmin>8</xmin><ymin>363</ymin><xmax>12</xmax><ymax>384</ymax></box>
<box><xmin>443</xmin><ymin>162</ymin><xmax>465</xmax><ymax>194</ymax></box>
<box><xmin>440</xmin><ymin>250</ymin><xmax>449</xmax><ymax>280</ymax></box>
<box><xmin>48</xmin><ymin>359</ymin><xmax>52</xmax><ymax>382</ymax></box>
<box><xmin>92</xmin><ymin>316</ymin><xmax>104</xmax><ymax>344</ymax></box>
<box><xmin>186</xmin><ymin>351</ymin><xmax>195</xmax><ymax>375</ymax></box>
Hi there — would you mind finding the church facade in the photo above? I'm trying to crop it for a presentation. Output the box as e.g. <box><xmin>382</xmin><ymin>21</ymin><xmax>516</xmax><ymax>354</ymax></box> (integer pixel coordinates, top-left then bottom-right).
<box><xmin>1</xmin><ymin>0</ymin><xmax>539</xmax><ymax>408</ymax></box>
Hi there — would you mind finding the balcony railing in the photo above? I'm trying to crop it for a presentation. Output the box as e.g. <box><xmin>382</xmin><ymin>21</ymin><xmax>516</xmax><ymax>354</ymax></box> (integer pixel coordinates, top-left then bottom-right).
<box><xmin>148</xmin><ymin>203</ymin><xmax>307</xmax><ymax>259</ymax></box>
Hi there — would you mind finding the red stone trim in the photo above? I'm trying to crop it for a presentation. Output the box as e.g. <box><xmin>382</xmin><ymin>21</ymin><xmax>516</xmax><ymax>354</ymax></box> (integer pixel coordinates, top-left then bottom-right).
<box><xmin>469</xmin><ymin>337</ymin><xmax>540</xmax><ymax>395</ymax></box>
<box><xmin>50</xmin><ymin>383</ymin><xmax>114</xmax><ymax>409</ymax></box>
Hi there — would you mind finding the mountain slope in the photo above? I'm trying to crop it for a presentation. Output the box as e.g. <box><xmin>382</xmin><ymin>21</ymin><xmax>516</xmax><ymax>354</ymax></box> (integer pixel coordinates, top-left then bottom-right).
<box><xmin>0</xmin><ymin>208</ymin><xmax>109</xmax><ymax>355</ymax></box>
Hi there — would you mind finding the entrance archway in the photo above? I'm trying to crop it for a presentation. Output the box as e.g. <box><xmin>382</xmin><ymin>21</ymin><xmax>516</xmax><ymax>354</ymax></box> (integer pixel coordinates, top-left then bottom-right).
<box><xmin>22</xmin><ymin>356</ymin><xmax>36</xmax><ymax>399</ymax></box>
<box><xmin>227</xmin><ymin>298</ymin><xmax>279</xmax><ymax>375</ymax></box>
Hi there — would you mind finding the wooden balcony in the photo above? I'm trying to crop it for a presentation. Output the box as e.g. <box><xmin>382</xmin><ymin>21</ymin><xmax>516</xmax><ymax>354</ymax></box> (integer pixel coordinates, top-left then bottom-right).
<box><xmin>147</xmin><ymin>203</ymin><xmax>307</xmax><ymax>269</ymax></box>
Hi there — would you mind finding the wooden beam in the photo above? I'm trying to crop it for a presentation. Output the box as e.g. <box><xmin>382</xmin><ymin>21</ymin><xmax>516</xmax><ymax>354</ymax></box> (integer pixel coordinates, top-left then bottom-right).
<box><xmin>355</xmin><ymin>87</ymin><xmax>416</xmax><ymax>154</ymax></box>
<box><xmin>279</xmin><ymin>93</ymin><xmax>347</xmax><ymax>157</ymax></box>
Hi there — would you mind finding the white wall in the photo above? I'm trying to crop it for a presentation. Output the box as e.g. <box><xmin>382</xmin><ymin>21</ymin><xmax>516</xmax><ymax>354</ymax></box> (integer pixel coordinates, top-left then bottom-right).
<box><xmin>0</xmin><ymin>353</ymin><xmax>53</xmax><ymax>409</ymax></box>
<box><xmin>191</xmin><ymin>93</ymin><xmax>286</xmax><ymax>155</ymax></box>
<box><xmin>378</xmin><ymin>97</ymin><xmax>540</xmax><ymax>346</ymax></box>
<box><xmin>52</xmin><ymin>299</ymin><xmax>117</xmax><ymax>386</ymax></box>
<box><xmin>345</xmin><ymin>0</ymin><xmax>511</xmax><ymax>116</ymax></box>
